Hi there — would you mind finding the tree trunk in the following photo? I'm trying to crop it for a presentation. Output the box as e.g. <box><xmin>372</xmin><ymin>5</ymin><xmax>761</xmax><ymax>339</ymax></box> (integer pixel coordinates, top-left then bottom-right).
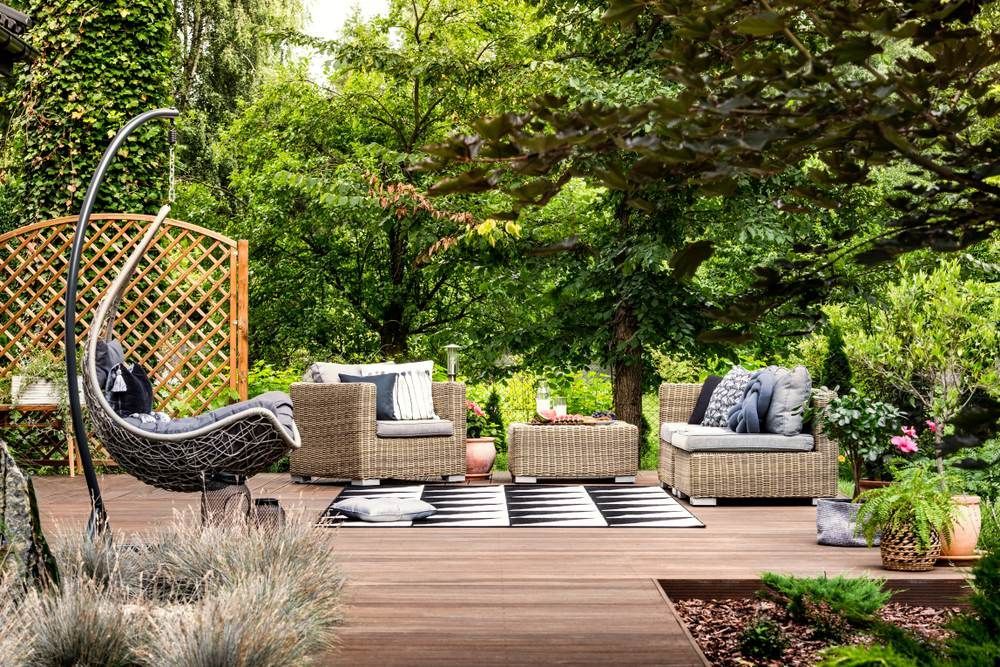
<box><xmin>611</xmin><ymin>300</ymin><xmax>644</xmax><ymax>452</ymax></box>
<box><xmin>379</xmin><ymin>308</ymin><xmax>409</xmax><ymax>359</ymax></box>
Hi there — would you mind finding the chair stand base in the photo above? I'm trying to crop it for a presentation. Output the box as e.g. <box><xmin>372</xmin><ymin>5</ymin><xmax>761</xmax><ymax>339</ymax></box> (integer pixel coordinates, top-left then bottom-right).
<box><xmin>351</xmin><ymin>479</ymin><xmax>381</xmax><ymax>487</ymax></box>
<box><xmin>290</xmin><ymin>475</ymin><xmax>312</xmax><ymax>484</ymax></box>
<box><xmin>514</xmin><ymin>475</ymin><xmax>537</xmax><ymax>484</ymax></box>
<box><xmin>688</xmin><ymin>497</ymin><xmax>717</xmax><ymax>507</ymax></box>
<box><xmin>442</xmin><ymin>475</ymin><xmax>465</xmax><ymax>483</ymax></box>
<box><xmin>614</xmin><ymin>475</ymin><xmax>636</xmax><ymax>484</ymax></box>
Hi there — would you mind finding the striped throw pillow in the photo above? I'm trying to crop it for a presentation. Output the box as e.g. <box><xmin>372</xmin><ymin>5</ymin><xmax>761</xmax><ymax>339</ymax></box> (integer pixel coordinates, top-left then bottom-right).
<box><xmin>363</xmin><ymin>361</ymin><xmax>437</xmax><ymax>421</ymax></box>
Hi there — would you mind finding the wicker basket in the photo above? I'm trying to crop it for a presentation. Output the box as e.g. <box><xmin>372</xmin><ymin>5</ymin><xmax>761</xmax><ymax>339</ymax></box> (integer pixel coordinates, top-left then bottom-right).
<box><xmin>879</xmin><ymin>526</ymin><xmax>941</xmax><ymax>571</ymax></box>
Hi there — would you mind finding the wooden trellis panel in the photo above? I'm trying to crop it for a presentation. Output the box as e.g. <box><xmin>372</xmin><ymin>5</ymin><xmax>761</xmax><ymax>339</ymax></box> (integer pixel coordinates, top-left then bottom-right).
<box><xmin>0</xmin><ymin>213</ymin><xmax>249</xmax><ymax>416</ymax></box>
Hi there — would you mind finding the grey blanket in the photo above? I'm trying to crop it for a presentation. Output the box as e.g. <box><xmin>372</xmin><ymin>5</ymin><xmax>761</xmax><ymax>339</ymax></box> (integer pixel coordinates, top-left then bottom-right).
<box><xmin>726</xmin><ymin>368</ymin><xmax>777</xmax><ymax>433</ymax></box>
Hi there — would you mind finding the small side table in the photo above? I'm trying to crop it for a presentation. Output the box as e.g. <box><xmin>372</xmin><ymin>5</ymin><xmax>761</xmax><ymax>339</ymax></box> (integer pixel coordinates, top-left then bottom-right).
<box><xmin>507</xmin><ymin>421</ymin><xmax>639</xmax><ymax>483</ymax></box>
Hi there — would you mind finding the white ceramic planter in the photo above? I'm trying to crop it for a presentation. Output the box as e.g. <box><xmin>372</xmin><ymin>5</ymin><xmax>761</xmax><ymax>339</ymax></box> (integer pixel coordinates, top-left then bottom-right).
<box><xmin>9</xmin><ymin>376</ymin><xmax>82</xmax><ymax>406</ymax></box>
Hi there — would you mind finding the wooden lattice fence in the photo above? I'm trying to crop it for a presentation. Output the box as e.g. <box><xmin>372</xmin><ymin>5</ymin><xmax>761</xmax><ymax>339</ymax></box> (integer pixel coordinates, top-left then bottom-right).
<box><xmin>0</xmin><ymin>213</ymin><xmax>249</xmax><ymax>470</ymax></box>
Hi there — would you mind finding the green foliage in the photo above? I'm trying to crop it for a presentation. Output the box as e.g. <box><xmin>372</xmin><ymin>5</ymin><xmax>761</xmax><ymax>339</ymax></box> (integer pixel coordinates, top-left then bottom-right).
<box><xmin>843</xmin><ymin>259</ymin><xmax>1000</xmax><ymax>472</ymax></box>
<box><xmin>246</xmin><ymin>361</ymin><xmax>303</xmax><ymax>399</ymax></box>
<box><xmin>424</xmin><ymin>0</ymin><xmax>1000</xmax><ymax>327</ymax></box>
<box><xmin>821</xmin><ymin>390</ymin><xmax>906</xmax><ymax>499</ymax></box>
<box><xmin>945</xmin><ymin>549</ymin><xmax>1000</xmax><ymax>667</ymax></box>
<box><xmin>819</xmin><ymin>644</ymin><xmax>919</xmax><ymax>667</ymax></box>
<box><xmin>17</xmin><ymin>0</ymin><xmax>174</xmax><ymax>223</ymax></box>
<box><xmin>649</xmin><ymin>349</ymin><xmax>700</xmax><ymax>384</ymax></box>
<box><xmin>738</xmin><ymin>616</ymin><xmax>787</xmax><ymax>661</ymax></box>
<box><xmin>822</xmin><ymin>326</ymin><xmax>853</xmax><ymax>394</ymax></box>
<box><xmin>760</xmin><ymin>572</ymin><xmax>891</xmax><ymax>627</ymax></box>
<box><xmin>856</xmin><ymin>464</ymin><xmax>956</xmax><ymax>550</ymax></box>
<box><xmin>482</xmin><ymin>389</ymin><xmax>506</xmax><ymax>452</ymax></box>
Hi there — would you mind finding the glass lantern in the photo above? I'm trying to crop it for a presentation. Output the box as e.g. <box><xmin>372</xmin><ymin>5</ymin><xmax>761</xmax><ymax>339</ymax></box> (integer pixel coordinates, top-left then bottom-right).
<box><xmin>444</xmin><ymin>344</ymin><xmax>461</xmax><ymax>381</ymax></box>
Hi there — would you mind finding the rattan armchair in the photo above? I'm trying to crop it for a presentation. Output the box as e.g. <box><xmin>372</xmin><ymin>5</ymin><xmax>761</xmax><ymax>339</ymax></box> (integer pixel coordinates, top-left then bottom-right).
<box><xmin>658</xmin><ymin>383</ymin><xmax>838</xmax><ymax>505</ymax></box>
<box><xmin>289</xmin><ymin>381</ymin><xmax>466</xmax><ymax>485</ymax></box>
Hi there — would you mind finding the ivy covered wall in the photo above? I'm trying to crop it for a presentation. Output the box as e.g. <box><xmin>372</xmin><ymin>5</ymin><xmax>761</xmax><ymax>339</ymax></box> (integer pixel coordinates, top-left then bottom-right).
<box><xmin>19</xmin><ymin>0</ymin><xmax>174</xmax><ymax>223</ymax></box>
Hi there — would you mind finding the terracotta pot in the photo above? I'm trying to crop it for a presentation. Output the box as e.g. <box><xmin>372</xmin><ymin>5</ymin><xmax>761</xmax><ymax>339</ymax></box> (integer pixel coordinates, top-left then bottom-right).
<box><xmin>858</xmin><ymin>479</ymin><xmax>891</xmax><ymax>493</ymax></box>
<box><xmin>941</xmin><ymin>495</ymin><xmax>981</xmax><ymax>558</ymax></box>
<box><xmin>465</xmin><ymin>437</ymin><xmax>497</xmax><ymax>481</ymax></box>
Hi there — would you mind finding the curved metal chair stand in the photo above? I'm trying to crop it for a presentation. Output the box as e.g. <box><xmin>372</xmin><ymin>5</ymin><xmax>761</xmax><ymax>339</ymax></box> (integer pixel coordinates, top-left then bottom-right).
<box><xmin>82</xmin><ymin>205</ymin><xmax>300</xmax><ymax>494</ymax></box>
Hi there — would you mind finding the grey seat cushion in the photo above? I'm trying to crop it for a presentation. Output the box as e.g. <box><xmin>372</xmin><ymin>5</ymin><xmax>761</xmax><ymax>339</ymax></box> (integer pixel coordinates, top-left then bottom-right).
<box><xmin>125</xmin><ymin>391</ymin><xmax>295</xmax><ymax>436</ymax></box>
<box><xmin>660</xmin><ymin>421</ymin><xmax>814</xmax><ymax>453</ymax></box>
<box><xmin>376</xmin><ymin>418</ymin><xmax>454</xmax><ymax>438</ymax></box>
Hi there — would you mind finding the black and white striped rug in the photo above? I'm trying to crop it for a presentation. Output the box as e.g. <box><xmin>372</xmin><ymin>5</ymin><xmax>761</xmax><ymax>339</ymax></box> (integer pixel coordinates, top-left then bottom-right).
<box><xmin>317</xmin><ymin>484</ymin><xmax>704</xmax><ymax>528</ymax></box>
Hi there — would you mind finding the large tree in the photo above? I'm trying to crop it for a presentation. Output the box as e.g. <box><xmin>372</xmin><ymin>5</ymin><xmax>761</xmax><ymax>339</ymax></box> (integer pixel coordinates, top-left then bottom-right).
<box><xmin>423</xmin><ymin>0</ymin><xmax>1000</xmax><ymax>331</ymax></box>
<box><xmin>215</xmin><ymin>0</ymin><xmax>557</xmax><ymax>362</ymax></box>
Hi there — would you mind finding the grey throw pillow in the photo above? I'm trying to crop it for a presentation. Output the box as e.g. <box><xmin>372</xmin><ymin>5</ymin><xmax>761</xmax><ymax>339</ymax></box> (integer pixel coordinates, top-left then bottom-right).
<box><xmin>701</xmin><ymin>366</ymin><xmax>751</xmax><ymax>427</ymax></box>
<box><xmin>339</xmin><ymin>373</ymin><xmax>397</xmax><ymax>420</ymax></box>
<box><xmin>331</xmin><ymin>497</ymin><xmax>437</xmax><ymax>522</ymax></box>
<box><xmin>765</xmin><ymin>365</ymin><xmax>812</xmax><ymax>435</ymax></box>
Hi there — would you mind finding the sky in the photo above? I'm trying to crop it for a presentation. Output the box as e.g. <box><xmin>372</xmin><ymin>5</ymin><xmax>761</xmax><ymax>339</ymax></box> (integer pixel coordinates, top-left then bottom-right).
<box><xmin>303</xmin><ymin>0</ymin><xmax>390</xmax><ymax>40</ymax></box>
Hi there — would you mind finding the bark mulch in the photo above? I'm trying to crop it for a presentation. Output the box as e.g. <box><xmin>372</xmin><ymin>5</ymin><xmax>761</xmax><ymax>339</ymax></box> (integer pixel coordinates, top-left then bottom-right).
<box><xmin>674</xmin><ymin>597</ymin><xmax>961</xmax><ymax>666</ymax></box>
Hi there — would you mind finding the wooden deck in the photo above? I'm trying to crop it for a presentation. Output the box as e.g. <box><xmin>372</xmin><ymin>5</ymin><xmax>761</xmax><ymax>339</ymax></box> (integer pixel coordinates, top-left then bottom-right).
<box><xmin>34</xmin><ymin>472</ymin><xmax>968</xmax><ymax>666</ymax></box>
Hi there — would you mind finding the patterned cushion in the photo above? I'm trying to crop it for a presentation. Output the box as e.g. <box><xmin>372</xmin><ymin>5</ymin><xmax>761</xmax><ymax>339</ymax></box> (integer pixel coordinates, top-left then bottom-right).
<box><xmin>331</xmin><ymin>497</ymin><xmax>437</xmax><ymax>522</ymax></box>
<box><xmin>700</xmin><ymin>366</ymin><xmax>751</xmax><ymax>427</ymax></box>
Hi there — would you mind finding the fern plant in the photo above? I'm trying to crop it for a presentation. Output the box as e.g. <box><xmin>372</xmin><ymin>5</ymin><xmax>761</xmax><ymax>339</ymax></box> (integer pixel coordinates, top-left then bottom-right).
<box><xmin>855</xmin><ymin>464</ymin><xmax>956</xmax><ymax>550</ymax></box>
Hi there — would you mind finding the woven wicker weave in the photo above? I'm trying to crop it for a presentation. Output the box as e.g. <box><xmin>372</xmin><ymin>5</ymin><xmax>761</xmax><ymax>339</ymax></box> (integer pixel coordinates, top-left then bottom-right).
<box><xmin>879</xmin><ymin>526</ymin><xmax>941</xmax><ymax>571</ymax></box>
<box><xmin>657</xmin><ymin>383</ymin><xmax>838</xmax><ymax>499</ymax></box>
<box><xmin>507</xmin><ymin>422</ymin><xmax>638</xmax><ymax>480</ymax></box>
<box><xmin>289</xmin><ymin>381</ymin><xmax>466</xmax><ymax>482</ymax></box>
<box><xmin>82</xmin><ymin>207</ymin><xmax>300</xmax><ymax>493</ymax></box>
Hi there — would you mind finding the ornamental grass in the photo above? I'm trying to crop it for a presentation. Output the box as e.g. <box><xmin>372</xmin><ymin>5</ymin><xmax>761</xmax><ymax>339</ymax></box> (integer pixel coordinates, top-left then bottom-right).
<box><xmin>0</xmin><ymin>514</ymin><xmax>343</xmax><ymax>666</ymax></box>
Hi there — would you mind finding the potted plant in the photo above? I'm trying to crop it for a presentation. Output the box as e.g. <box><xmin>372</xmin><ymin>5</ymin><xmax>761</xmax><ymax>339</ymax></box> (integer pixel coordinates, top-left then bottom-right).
<box><xmin>821</xmin><ymin>390</ymin><xmax>906</xmax><ymax>500</ymax></box>
<box><xmin>816</xmin><ymin>391</ymin><xmax>907</xmax><ymax>547</ymax></box>
<box><xmin>9</xmin><ymin>350</ymin><xmax>74</xmax><ymax>411</ymax></box>
<box><xmin>465</xmin><ymin>400</ymin><xmax>496</xmax><ymax>480</ymax></box>
<box><xmin>856</xmin><ymin>464</ymin><xmax>956</xmax><ymax>571</ymax></box>
<box><xmin>849</xmin><ymin>260</ymin><xmax>999</xmax><ymax>557</ymax></box>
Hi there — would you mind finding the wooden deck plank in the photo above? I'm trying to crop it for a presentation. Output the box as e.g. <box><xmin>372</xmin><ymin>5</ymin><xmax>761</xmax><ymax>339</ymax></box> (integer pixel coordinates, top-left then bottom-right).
<box><xmin>32</xmin><ymin>473</ymin><xmax>965</xmax><ymax>665</ymax></box>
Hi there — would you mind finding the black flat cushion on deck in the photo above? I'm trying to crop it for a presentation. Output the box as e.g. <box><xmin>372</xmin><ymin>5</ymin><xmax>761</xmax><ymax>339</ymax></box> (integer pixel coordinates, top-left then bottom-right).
<box><xmin>125</xmin><ymin>391</ymin><xmax>295</xmax><ymax>436</ymax></box>
<box><xmin>339</xmin><ymin>372</ymin><xmax>398</xmax><ymax>420</ymax></box>
<box><xmin>688</xmin><ymin>375</ymin><xmax>722</xmax><ymax>424</ymax></box>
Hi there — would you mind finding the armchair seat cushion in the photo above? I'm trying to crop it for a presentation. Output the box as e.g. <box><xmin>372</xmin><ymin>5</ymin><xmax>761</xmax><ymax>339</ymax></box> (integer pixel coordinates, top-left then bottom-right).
<box><xmin>376</xmin><ymin>418</ymin><xmax>454</xmax><ymax>439</ymax></box>
<box><xmin>660</xmin><ymin>421</ymin><xmax>814</xmax><ymax>453</ymax></box>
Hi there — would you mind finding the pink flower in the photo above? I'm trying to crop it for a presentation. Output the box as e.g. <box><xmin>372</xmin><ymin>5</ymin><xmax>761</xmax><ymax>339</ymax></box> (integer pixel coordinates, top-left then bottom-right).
<box><xmin>891</xmin><ymin>435</ymin><xmax>918</xmax><ymax>454</ymax></box>
<box><xmin>902</xmin><ymin>425</ymin><xmax>917</xmax><ymax>438</ymax></box>
<box><xmin>925</xmin><ymin>420</ymin><xmax>939</xmax><ymax>433</ymax></box>
<box><xmin>466</xmin><ymin>400</ymin><xmax>485</xmax><ymax>417</ymax></box>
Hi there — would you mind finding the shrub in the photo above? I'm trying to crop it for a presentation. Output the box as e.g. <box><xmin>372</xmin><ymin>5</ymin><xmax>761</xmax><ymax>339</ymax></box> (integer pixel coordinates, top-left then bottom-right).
<box><xmin>819</xmin><ymin>644</ymin><xmax>919</xmax><ymax>667</ymax></box>
<box><xmin>483</xmin><ymin>388</ymin><xmax>506</xmax><ymax>452</ymax></box>
<box><xmin>739</xmin><ymin>616</ymin><xmax>788</xmax><ymax>660</ymax></box>
<box><xmin>21</xmin><ymin>578</ymin><xmax>151</xmax><ymax>667</ymax></box>
<box><xmin>822</xmin><ymin>325</ymin><xmax>853</xmax><ymax>394</ymax></box>
<box><xmin>761</xmin><ymin>572</ymin><xmax>891</xmax><ymax>625</ymax></box>
<box><xmin>855</xmin><ymin>464</ymin><xmax>956</xmax><ymax>550</ymax></box>
<box><xmin>0</xmin><ymin>571</ymin><xmax>33</xmax><ymax>665</ymax></box>
<box><xmin>26</xmin><ymin>515</ymin><xmax>344</xmax><ymax>665</ymax></box>
<box><xmin>821</xmin><ymin>390</ymin><xmax>906</xmax><ymax>499</ymax></box>
<box><xmin>945</xmin><ymin>548</ymin><xmax>1000</xmax><ymax>666</ymax></box>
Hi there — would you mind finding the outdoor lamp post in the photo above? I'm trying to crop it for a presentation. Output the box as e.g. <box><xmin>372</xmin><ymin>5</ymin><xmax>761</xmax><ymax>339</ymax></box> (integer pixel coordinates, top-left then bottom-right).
<box><xmin>444</xmin><ymin>344</ymin><xmax>461</xmax><ymax>382</ymax></box>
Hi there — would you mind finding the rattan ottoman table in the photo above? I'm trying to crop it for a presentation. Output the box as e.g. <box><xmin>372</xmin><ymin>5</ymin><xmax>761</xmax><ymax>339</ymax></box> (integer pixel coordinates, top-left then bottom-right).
<box><xmin>507</xmin><ymin>421</ymin><xmax>639</xmax><ymax>483</ymax></box>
